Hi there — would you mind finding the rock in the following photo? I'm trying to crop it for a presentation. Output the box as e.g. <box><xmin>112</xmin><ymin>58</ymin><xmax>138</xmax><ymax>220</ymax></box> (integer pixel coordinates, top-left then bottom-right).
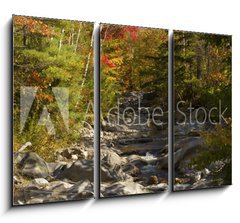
<box><xmin>209</xmin><ymin>160</ymin><xmax>225</xmax><ymax>172</ymax></box>
<box><xmin>100</xmin><ymin>148</ymin><xmax>131</xmax><ymax>182</ymax></box>
<box><xmin>127</xmin><ymin>155</ymin><xmax>148</xmax><ymax>168</ymax></box>
<box><xmin>174</xmin><ymin>183</ymin><xmax>191</xmax><ymax>191</ymax></box>
<box><xmin>101</xmin><ymin>180</ymin><xmax>150</xmax><ymax>197</ymax></box>
<box><xmin>146</xmin><ymin>183</ymin><xmax>168</xmax><ymax>192</ymax></box>
<box><xmin>14</xmin><ymin>152</ymin><xmax>49</xmax><ymax>179</ymax></box>
<box><xmin>71</xmin><ymin>154</ymin><xmax>78</xmax><ymax>160</ymax></box>
<box><xmin>203</xmin><ymin>168</ymin><xmax>211</xmax><ymax>176</ymax></box>
<box><xmin>156</xmin><ymin>155</ymin><xmax>168</xmax><ymax>169</ymax></box>
<box><xmin>175</xmin><ymin>177</ymin><xmax>190</xmax><ymax>184</ymax></box>
<box><xmin>27</xmin><ymin>198</ymin><xmax>44</xmax><ymax>204</ymax></box>
<box><xmin>79</xmin><ymin>127</ymin><xmax>94</xmax><ymax>138</ymax></box>
<box><xmin>173</xmin><ymin>137</ymin><xmax>205</xmax><ymax>169</ymax></box>
<box><xmin>101</xmin><ymin>149</ymin><xmax>126</xmax><ymax>167</ymax></box>
<box><xmin>46</xmin><ymin>181</ymin><xmax>73</xmax><ymax>193</ymax></box>
<box><xmin>118</xmin><ymin>138</ymin><xmax>153</xmax><ymax>145</ymax></box>
<box><xmin>193</xmin><ymin>171</ymin><xmax>202</xmax><ymax>181</ymax></box>
<box><xmin>56</xmin><ymin>146</ymin><xmax>92</xmax><ymax>161</ymax></box>
<box><xmin>148</xmin><ymin>175</ymin><xmax>159</xmax><ymax>185</ymax></box>
<box><xmin>122</xmin><ymin>163</ymin><xmax>140</xmax><ymax>177</ymax></box>
<box><xmin>32</xmin><ymin>178</ymin><xmax>49</xmax><ymax>187</ymax></box>
<box><xmin>54</xmin><ymin>160</ymin><xmax>93</xmax><ymax>182</ymax></box>
<box><xmin>47</xmin><ymin>162</ymin><xmax>64</xmax><ymax>175</ymax></box>
<box><xmin>101</xmin><ymin>164</ymin><xmax>130</xmax><ymax>182</ymax></box>
<box><xmin>13</xmin><ymin>175</ymin><xmax>22</xmax><ymax>185</ymax></box>
<box><xmin>187</xmin><ymin>130</ymin><xmax>201</xmax><ymax>137</ymax></box>
<box><xmin>66</xmin><ymin>179</ymin><xmax>94</xmax><ymax>200</ymax></box>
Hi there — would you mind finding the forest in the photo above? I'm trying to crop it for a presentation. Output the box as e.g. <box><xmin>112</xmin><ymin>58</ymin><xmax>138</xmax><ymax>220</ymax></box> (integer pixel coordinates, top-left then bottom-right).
<box><xmin>174</xmin><ymin>31</ymin><xmax>232</xmax><ymax>190</ymax></box>
<box><xmin>12</xmin><ymin>16</ymin><xmax>232</xmax><ymax>201</ymax></box>
<box><xmin>13</xmin><ymin>16</ymin><xmax>94</xmax><ymax>160</ymax></box>
<box><xmin>100</xmin><ymin>24</ymin><xmax>169</xmax><ymax>197</ymax></box>
<box><xmin>13</xmin><ymin>16</ymin><xmax>94</xmax><ymax>205</ymax></box>
<box><xmin>100</xmin><ymin>25</ymin><xmax>168</xmax><ymax>117</ymax></box>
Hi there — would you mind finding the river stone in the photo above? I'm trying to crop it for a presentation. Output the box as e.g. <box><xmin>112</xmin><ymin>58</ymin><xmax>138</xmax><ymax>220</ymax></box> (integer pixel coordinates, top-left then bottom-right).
<box><xmin>27</xmin><ymin>198</ymin><xmax>45</xmax><ymax>204</ymax></box>
<box><xmin>101</xmin><ymin>149</ymin><xmax>126</xmax><ymax>167</ymax></box>
<box><xmin>148</xmin><ymin>175</ymin><xmax>159</xmax><ymax>185</ymax></box>
<box><xmin>122</xmin><ymin>163</ymin><xmax>140</xmax><ymax>177</ymax></box>
<box><xmin>45</xmin><ymin>181</ymin><xmax>73</xmax><ymax>193</ymax></box>
<box><xmin>56</xmin><ymin>146</ymin><xmax>90</xmax><ymax>161</ymax></box>
<box><xmin>146</xmin><ymin>182</ymin><xmax>168</xmax><ymax>192</ymax></box>
<box><xmin>14</xmin><ymin>152</ymin><xmax>49</xmax><ymax>178</ymax></box>
<box><xmin>32</xmin><ymin>178</ymin><xmax>49</xmax><ymax>187</ymax></box>
<box><xmin>102</xmin><ymin>181</ymin><xmax>150</xmax><ymax>197</ymax></box>
<box><xmin>101</xmin><ymin>164</ymin><xmax>130</xmax><ymax>182</ymax></box>
<box><xmin>66</xmin><ymin>179</ymin><xmax>94</xmax><ymax>200</ymax></box>
<box><xmin>54</xmin><ymin>160</ymin><xmax>93</xmax><ymax>182</ymax></box>
<box><xmin>126</xmin><ymin>155</ymin><xmax>148</xmax><ymax>168</ymax></box>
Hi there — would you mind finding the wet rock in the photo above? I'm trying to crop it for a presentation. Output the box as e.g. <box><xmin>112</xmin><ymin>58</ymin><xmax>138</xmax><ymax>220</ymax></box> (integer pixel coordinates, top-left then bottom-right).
<box><xmin>148</xmin><ymin>175</ymin><xmax>159</xmax><ymax>185</ymax></box>
<box><xmin>122</xmin><ymin>163</ymin><xmax>140</xmax><ymax>177</ymax></box>
<box><xmin>101</xmin><ymin>164</ymin><xmax>130</xmax><ymax>182</ymax></box>
<box><xmin>127</xmin><ymin>155</ymin><xmax>148</xmax><ymax>168</ymax></box>
<box><xmin>118</xmin><ymin>138</ymin><xmax>153</xmax><ymax>145</ymax></box>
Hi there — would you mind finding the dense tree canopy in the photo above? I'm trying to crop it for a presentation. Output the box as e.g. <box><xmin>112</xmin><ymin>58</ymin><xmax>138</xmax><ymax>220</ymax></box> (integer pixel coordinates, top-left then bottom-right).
<box><xmin>13</xmin><ymin>16</ymin><xmax>94</xmax><ymax>160</ymax></box>
<box><xmin>174</xmin><ymin>31</ymin><xmax>231</xmax><ymax>116</ymax></box>
<box><xmin>100</xmin><ymin>24</ymin><xmax>168</xmax><ymax>115</ymax></box>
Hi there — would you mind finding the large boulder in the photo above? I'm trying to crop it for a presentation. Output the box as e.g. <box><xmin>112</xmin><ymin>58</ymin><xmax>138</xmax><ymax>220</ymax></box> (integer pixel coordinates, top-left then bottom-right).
<box><xmin>101</xmin><ymin>163</ymin><xmax>130</xmax><ymax>182</ymax></box>
<box><xmin>100</xmin><ymin>148</ymin><xmax>130</xmax><ymax>182</ymax></box>
<box><xmin>54</xmin><ymin>160</ymin><xmax>93</xmax><ymax>182</ymax></box>
<box><xmin>66</xmin><ymin>179</ymin><xmax>94</xmax><ymax>200</ymax></box>
<box><xmin>101</xmin><ymin>180</ymin><xmax>150</xmax><ymax>197</ymax></box>
<box><xmin>101</xmin><ymin>149</ymin><xmax>126</xmax><ymax>167</ymax></box>
<box><xmin>14</xmin><ymin>152</ymin><xmax>49</xmax><ymax>178</ymax></box>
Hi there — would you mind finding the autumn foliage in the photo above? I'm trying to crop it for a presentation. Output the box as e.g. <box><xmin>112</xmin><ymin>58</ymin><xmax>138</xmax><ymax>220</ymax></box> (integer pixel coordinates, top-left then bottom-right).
<box><xmin>13</xmin><ymin>16</ymin><xmax>94</xmax><ymax>161</ymax></box>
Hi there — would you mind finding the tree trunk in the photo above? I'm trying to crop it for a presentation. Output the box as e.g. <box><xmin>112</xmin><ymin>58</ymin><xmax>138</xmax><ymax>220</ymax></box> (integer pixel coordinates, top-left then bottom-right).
<box><xmin>58</xmin><ymin>29</ymin><xmax>65</xmax><ymax>53</ymax></box>
<box><xmin>197</xmin><ymin>55</ymin><xmax>201</xmax><ymax>79</ymax></box>
<box><xmin>23</xmin><ymin>25</ymin><xmax>27</xmax><ymax>47</ymax></box>
<box><xmin>81</xmin><ymin>29</ymin><xmax>94</xmax><ymax>88</ymax></box>
<box><xmin>68</xmin><ymin>27</ymin><xmax>74</xmax><ymax>45</ymax></box>
<box><xmin>74</xmin><ymin>22</ymin><xmax>82</xmax><ymax>52</ymax></box>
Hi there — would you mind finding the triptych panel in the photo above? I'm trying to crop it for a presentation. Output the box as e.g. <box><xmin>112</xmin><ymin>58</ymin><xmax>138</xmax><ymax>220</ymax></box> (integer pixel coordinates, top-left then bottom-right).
<box><xmin>173</xmin><ymin>31</ymin><xmax>232</xmax><ymax>191</ymax></box>
<box><xmin>12</xmin><ymin>15</ymin><xmax>232</xmax><ymax>205</ymax></box>
<box><xmin>13</xmin><ymin>16</ymin><xmax>94</xmax><ymax>205</ymax></box>
<box><xmin>100</xmin><ymin>24</ymin><xmax>168</xmax><ymax>197</ymax></box>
